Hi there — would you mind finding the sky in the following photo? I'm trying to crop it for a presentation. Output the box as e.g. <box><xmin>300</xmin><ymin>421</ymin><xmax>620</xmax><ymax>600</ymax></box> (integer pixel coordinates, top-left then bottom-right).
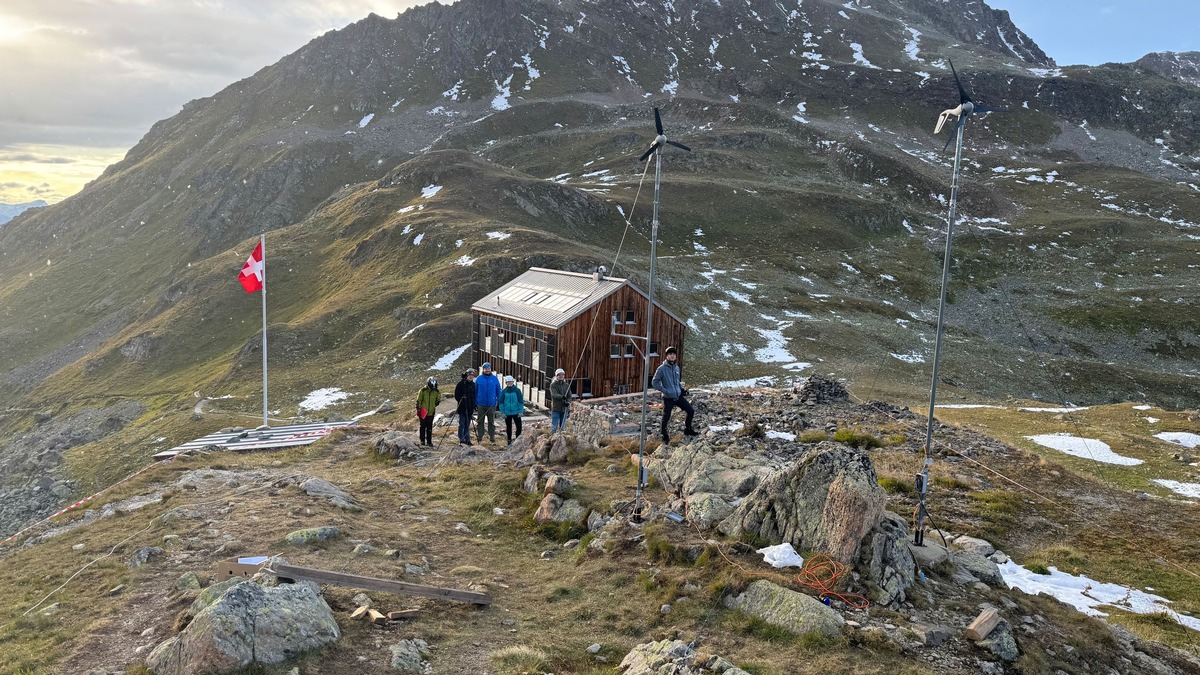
<box><xmin>0</xmin><ymin>0</ymin><xmax>1197</xmax><ymax>205</ymax></box>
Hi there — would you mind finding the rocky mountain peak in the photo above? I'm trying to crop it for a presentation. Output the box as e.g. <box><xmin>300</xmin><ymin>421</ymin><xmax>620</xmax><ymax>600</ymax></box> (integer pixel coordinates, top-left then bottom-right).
<box><xmin>1136</xmin><ymin>51</ymin><xmax>1200</xmax><ymax>89</ymax></box>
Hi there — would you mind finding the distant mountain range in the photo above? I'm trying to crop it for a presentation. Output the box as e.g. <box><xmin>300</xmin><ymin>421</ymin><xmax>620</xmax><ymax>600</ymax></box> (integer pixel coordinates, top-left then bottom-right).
<box><xmin>0</xmin><ymin>200</ymin><xmax>47</xmax><ymax>225</ymax></box>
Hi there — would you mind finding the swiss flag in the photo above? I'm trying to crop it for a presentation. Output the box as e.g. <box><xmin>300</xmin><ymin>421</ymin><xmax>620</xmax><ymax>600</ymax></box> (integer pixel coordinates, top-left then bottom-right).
<box><xmin>238</xmin><ymin>241</ymin><xmax>264</xmax><ymax>293</ymax></box>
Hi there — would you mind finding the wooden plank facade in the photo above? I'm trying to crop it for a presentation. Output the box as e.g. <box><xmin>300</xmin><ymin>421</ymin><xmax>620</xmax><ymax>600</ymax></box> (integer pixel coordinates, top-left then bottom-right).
<box><xmin>471</xmin><ymin>268</ymin><xmax>686</xmax><ymax>407</ymax></box>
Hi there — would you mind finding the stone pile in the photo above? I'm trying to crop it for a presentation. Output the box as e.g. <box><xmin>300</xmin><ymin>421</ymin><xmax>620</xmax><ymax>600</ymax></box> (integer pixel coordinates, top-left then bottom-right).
<box><xmin>794</xmin><ymin>375</ymin><xmax>849</xmax><ymax>404</ymax></box>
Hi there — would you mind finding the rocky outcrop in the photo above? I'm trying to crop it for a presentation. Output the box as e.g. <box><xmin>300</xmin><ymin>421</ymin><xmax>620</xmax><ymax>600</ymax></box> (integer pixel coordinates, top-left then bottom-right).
<box><xmin>659</xmin><ymin>441</ymin><xmax>774</xmax><ymax>499</ymax></box>
<box><xmin>723</xmin><ymin>580</ymin><xmax>844</xmax><ymax>637</ymax></box>
<box><xmin>374</xmin><ymin>431</ymin><xmax>422</xmax><ymax>460</ymax></box>
<box><xmin>619</xmin><ymin>639</ymin><xmax>751</xmax><ymax>675</ymax></box>
<box><xmin>299</xmin><ymin>477</ymin><xmax>361</xmax><ymax>511</ymax></box>
<box><xmin>718</xmin><ymin>442</ymin><xmax>887</xmax><ymax>563</ymax></box>
<box><xmin>953</xmin><ymin>550</ymin><xmax>1004</xmax><ymax>587</ymax></box>
<box><xmin>533</xmin><ymin>494</ymin><xmax>587</xmax><ymax>525</ymax></box>
<box><xmin>1136</xmin><ymin>51</ymin><xmax>1200</xmax><ymax>89</ymax></box>
<box><xmin>389</xmin><ymin>638</ymin><xmax>431</xmax><ymax>672</ymax></box>
<box><xmin>858</xmin><ymin>512</ymin><xmax>917</xmax><ymax>608</ymax></box>
<box><xmin>285</xmin><ymin>526</ymin><xmax>341</xmax><ymax>546</ymax></box>
<box><xmin>146</xmin><ymin>579</ymin><xmax>340</xmax><ymax>674</ymax></box>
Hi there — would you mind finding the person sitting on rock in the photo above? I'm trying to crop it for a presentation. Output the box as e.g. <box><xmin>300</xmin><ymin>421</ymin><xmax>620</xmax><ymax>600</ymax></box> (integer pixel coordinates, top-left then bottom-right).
<box><xmin>499</xmin><ymin>375</ymin><xmax>525</xmax><ymax>445</ymax></box>
<box><xmin>416</xmin><ymin>377</ymin><xmax>440</xmax><ymax>447</ymax></box>
<box><xmin>652</xmin><ymin>346</ymin><xmax>698</xmax><ymax>443</ymax></box>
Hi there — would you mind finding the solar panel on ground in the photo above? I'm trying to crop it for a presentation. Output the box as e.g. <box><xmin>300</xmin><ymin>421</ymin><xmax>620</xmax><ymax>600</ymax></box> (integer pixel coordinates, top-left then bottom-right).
<box><xmin>152</xmin><ymin>420</ymin><xmax>357</xmax><ymax>461</ymax></box>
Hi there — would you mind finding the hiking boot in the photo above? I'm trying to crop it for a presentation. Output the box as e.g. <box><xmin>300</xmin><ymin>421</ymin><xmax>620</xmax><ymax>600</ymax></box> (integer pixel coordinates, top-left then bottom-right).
<box><xmin>683</xmin><ymin>428</ymin><xmax>700</xmax><ymax>437</ymax></box>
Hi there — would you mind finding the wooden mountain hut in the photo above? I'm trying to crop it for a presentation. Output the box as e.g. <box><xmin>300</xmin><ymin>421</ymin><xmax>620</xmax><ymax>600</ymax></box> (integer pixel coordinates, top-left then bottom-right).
<box><xmin>470</xmin><ymin>267</ymin><xmax>686</xmax><ymax>407</ymax></box>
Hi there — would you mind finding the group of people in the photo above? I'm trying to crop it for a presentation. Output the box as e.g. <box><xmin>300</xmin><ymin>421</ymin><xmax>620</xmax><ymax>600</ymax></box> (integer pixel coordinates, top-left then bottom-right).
<box><xmin>415</xmin><ymin>362</ymin><xmax>575</xmax><ymax>447</ymax></box>
<box><xmin>413</xmin><ymin>345</ymin><xmax>696</xmax><ymax>446</ymax></box>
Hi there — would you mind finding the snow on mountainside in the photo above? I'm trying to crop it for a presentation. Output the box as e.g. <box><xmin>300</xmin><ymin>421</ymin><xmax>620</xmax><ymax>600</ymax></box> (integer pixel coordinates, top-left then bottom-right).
<box><xmin>1137</xmin><ymin>51</ymin><xmax>1200</xmax><ymax>89</ymax></box>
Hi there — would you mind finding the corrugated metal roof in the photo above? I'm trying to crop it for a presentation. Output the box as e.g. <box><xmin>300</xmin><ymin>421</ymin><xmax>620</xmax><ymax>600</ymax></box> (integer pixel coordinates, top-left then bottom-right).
<box><xmin>471</xmin><ymin>267</ymin><xmax>683</xmax><ymax>329</ymax></box>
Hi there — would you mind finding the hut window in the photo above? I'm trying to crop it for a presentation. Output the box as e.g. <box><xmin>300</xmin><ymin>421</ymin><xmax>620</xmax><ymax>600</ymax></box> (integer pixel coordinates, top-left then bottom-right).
<box><xmin>624</xmin><ymin>343</ymin><xmax>635</xmax><ymax>358</ymax></box>
<box><xmin>612</xmin><ymin>311</ymin><xmax>623</xmax><ymax>325</ymax></box>
<box><xmin>649</xmin><ymin>342</ymin><xmax>659</xmax><ymax>356</ymax></box>
<box><xmin>625</xmin><ymin>310</ymin><xmax>636</xmax><ymax>324</ymax></box>
<box><xmin>610</xmin><ymin>344</ymin><xmax>621</xmax><ymax>358</ymax></box>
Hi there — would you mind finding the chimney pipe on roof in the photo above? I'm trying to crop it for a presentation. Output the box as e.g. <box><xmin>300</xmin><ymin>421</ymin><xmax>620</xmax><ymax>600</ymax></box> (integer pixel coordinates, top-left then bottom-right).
<box><xmin>594</xmin><ymin>265</ymin><xmax>607</xmax><ymax>282</ymax></box>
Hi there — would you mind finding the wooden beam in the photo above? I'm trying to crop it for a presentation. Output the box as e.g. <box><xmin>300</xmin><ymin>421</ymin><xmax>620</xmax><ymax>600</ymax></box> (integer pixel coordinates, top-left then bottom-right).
<box><xmin>388</xmin><ymin>609</ymin><xmax>420</xmax><ymax>621</ymax></box>
<box><xmin>964</xmin><ymin>608</ymin><xmax>1001</xmax><ymax>641</ymax></box>
<box><xmin>367</xmin><ymin>609</ymin><xmax>387</xmax><ymax>625</ymax></box>
<box><xmin>268</xmin><ymin>562</ymin><xmax>491</xmax><ymax>605</ymax></box>
<box><xmin>349</xmin><ymin>605</ymin><xmax>371</xmax><ymax>620</ymax></box>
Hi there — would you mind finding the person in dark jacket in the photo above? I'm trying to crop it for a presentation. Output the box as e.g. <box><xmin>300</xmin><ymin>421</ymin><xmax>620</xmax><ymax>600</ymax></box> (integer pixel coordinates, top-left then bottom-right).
<box><xmin>549</xmin><ymin>368</ymin><xmax>572</xmax><ymax>433</ymax></box>
<box><xmin>651</xmin><ymin>346</ymin><xmax>698</xmax><ymax>444</ymax></box>
<box><xmin>474</xmin><ymin>362</ymin><xmax>502</xmax><ymax>444</ymax></box>
<box><xmin>499</xmin><ymin>375</ymin><xmax>525</xmax><ymax>444</ymax></box>
<box><xmin>416</xmin><ymin>377</ymin><xmax>440</xmax><ymax>446</ymax></box>
<box><xmin>454</xmin><ymin>368</ymin><xmax>477</xmax><ymax>445</ymax></box>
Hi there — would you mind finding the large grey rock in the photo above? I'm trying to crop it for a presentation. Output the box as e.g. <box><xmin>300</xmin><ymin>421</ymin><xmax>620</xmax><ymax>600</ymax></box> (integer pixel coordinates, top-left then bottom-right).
<box><xmin>533</xmin><ymin>494</ymin><xmax>587</xmax><ymax>525</ymax></box>
<box><xmin>858</xmin><ymin>512</ymin><xmax>917</xmax><ymax>608</ymax></box>
<box><xmin>724</xmin><ymin>580</ymin><xmax>844</xmax><ymax>637</ymax></box>
<box><xmin>146</xmin><ymin>580</ymin><xmax>340</xmax><ymax>674</ymax></box>
<box><xmin>977</xmin><ymin>621</ymin><xmax>1019</xmax><ymax>662</ymax></box>
<box><xmin>544</xmin><ymin>474</ymin><xmax>576</xmax><ymax>496</ymax></box>
<box><xmin>954</xmin><ymin>551</ymin><xmax>1004</xmax><ymax>587</ymax></box>
<box><xmin>373</xmin><ymin>431</ymin><xmax>421</xmax><ymax>459</ymax></box>
<box><xmin>299</xmin><ymin>477</ymin><xmax>361</xmax><ymax>512</ymax></box>
<box><xmin>953</xmin><ymin>535</ymin><xmax>996</xmax><ymax>557</ymax></box>
<box><xmin>389</xmin><ymin>638</ymin><xmax>431</xmax><ymax>672</ymax></box>
<box><xmin>285</xmin><ymin>526</ymin><xmax>341</xmax><ymax>546</ymax></box>
<box><xmin>659</xmin><ymin>442</ymin><xmax>772</xmax><ymax>499</ymax></box>
<box><xmin>686</xmin><ymin>492</ymin><xmax>734</xmax><ymax>529</ymax></box>
<box><xmin>718</xmin><ymin>442</ymin><xmax>887</xmax><ymax>563</ymax></box>
<box><xmin>127</xmin><ymin>546</ymin><xmax>164</xmax><ymax>568</ymax></box>
<box><xmin>908</xmin><ymin>541</ymin><xmax>951</xmax><ymax>569</ymax></box>
<box><xmin>618</xmin><ymin>639</ymin><xmax>752</xmax><ymax>675</ymax></box>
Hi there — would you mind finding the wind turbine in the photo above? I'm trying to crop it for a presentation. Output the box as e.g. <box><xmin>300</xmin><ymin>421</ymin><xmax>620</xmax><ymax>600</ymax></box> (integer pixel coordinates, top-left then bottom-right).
<box><xmin>915</xmin><ymin>62</ymin><xmax>1006</xmax><ymax>546</ymax></box>
<box><xmin>632</xmin><ymin>107</ymin><xmax>690</xmax><ymax>522</ymax></box>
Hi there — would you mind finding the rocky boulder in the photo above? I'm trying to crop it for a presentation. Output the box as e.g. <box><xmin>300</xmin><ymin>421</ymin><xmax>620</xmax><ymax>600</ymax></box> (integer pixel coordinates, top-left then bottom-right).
<box><xmin>533</xmin><ymin>494</ymin><xmax>587</xmax><ymax>525</ymax></box>
<box><xmin>146</xmin><ymin>580</ymin><xmax>340</xmax><ymax>674</ymax></box>
<box><xmin>373</xmin><ymin>431</ymin><xmax>422</xmax><ymax>459</ymax></box>
<box><xmin>718</xmin><ymin>442</ymin><xmax>887</xmax><ymax>563</ymax></box>
<box><xmin>953</xmin><ymin>550</ymin><xmax>1004</xmax><ymax>587</ymax></box>
<box><xmin>619</xmin><ymin>639</ymin><xmax>752</xmax><ymax>675</ymax></box>
<box><xmin>685</xmin><ymin>492</ymin><xmax>735</xmax><ymax>530</ymax></box>
<box><xmin>389</xmin><ymin>638</ymin><xmax>431</xmax><ymax>672</ymax></box>
<box><xmin>299</xmin><ymin>477</ymin><xmax>361</xmax><ymax>512</ymax></box>
<box><xmin>285</xmin><ymin>526</ymin><xmax>341</xmax><ymax>546</ymax></box>
<box><xmin>724</xmin><ymin>580</ymin><xmax>844</xmax><ymax>637</ymax></box>
<box><xmin>659</xmin><ymin>441</ymin><xmax>774</xmax><ymax>499</ymax></box>
<box><xmin>858</xmin><ymin>512</ymin><xmax>917</xmax><ymax>608</ymax></box>
<box><xmin>953</xmin><ymin>535</ymin><xmax>996</xmax><ymax>557</ymax></box>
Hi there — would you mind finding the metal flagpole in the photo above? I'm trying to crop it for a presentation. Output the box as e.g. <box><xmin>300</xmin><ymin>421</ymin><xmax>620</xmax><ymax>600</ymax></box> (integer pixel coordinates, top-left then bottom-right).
<box><xmin>634</xmin><ymin>148</ymin><xmax>663</xmax><ymax>522</ymax></box>
<box><xmin>915</xmin><ymin>114</ymin><xmax>966</xmax><ymax>546</ymax></box>
<box><xmin>260</xmin><ymin>233</ymin><xmax>269</xmax><ymax>429</ymax></box>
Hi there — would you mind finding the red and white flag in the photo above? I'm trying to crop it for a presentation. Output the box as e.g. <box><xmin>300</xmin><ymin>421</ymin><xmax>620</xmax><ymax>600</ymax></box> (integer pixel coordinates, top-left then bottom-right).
<box><xmin>238</xmin><ymin>241</ymin><xmax>264</xmax><ymax>293</ymax></box>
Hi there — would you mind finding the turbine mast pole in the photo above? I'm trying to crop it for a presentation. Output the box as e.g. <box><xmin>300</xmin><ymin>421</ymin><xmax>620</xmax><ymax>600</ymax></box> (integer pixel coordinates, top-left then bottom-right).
<box><xmin>916</xmin><ymin>116</ymin><xmax>966</xmax><ymax>546</ymax></box>
<box><xmin>634</xmin><ymin>148</ymin><xmax>663</xmax><ymax>522</ymax></box>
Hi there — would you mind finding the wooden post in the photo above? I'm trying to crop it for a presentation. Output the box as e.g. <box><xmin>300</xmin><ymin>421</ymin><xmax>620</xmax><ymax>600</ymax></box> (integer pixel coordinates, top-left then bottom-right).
<box><xmin>964</xmin><ymin>608</ymin><xmax>1001</xmax><ymax>640</ymax></box>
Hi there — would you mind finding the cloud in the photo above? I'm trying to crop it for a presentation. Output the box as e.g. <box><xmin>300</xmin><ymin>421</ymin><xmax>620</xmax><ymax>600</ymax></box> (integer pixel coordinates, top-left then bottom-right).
<box><xmin>0</xmin><ymin>1</ymin><xmax>433</xmax><ymax>201</ymax></box>
<box><xmin>0</xmin><ymin>152</ymin><xmax>75</xmax><ymax>164</ymax></box>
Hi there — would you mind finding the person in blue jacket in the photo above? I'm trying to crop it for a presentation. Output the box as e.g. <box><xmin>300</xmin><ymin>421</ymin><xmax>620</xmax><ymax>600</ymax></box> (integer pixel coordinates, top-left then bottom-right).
<box><xmin>499</xmin><ymin>374</ymin><xmax>525</xmax><ymax>445</ymax></box>
<box><xmin>474</xmin><ymin>362</ymin><xmax>502</xmax><ymax>444</ymax></box>
<box><xmin>652</xmin><ymin>346</ymin><xmax>699</xmax><ymax>444</ymax></box>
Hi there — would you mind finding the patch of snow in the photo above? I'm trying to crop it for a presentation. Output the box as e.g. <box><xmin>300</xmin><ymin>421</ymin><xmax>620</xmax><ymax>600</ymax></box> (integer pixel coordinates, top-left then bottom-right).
<box><xmin>1155</xmin><ymin>432</ymin><xmax>1200</xmax><ymax>449</ymax></box>
<box><xmin>486</xmin><ymin>231</ymin><xmax>512</xmax><ymax>240</ymax></box>
<box><xmin>1144</xmin><ymin>417</ymin><xmax>1160</xmax><ymax>424</ymax></box>
<box><xmin>849</xmin><ymin>43</ymin><xmax>880</xmax><ymax>69</ymax></box>
<box><xmin>1019</xmin><ymin>406</ymin><xmax>1088</xmax><ymax>413</ymax></box>
<box><xmin>1153</xmin><ymin>479</ymin><xmax>1200</xmax><ymax>498</ymax></box>
<box><xmin>1000</xmin><ymin>560</ymin><xmax>1200</xmax><ymax>632</ymax></box>
<box><xmin>1024</xmin><ymin>433</ymin><xmax>1143</xmax><ymax>466</ymax></box>
<box><xmin>491</xmin><ymin>74</ymin><xmax>514</xmax><ymax>111</ymax></box>
<box><xmin>903</xmin><ymin>27</ymin><xmax>921</xmax><ymax>61</ymax></box>
<box><xmin>358</xmin><ymin>113</ymin><xmax>374</xmax><ymax>128</ymax></box>
<box><xmin>298</xmin><ymin>388</ymin><xmax>350</xmax><ymax>411</ymax></box>
<box><xmin>766</xmin><ymin>430</ymin><xmax>797</xmax><ymax>441</ymax></box>
<box><xmin>430</xmin><ymin>344</ymin><xmax>470</xmax><ymax>371</ymax></box>
<box><xmin>754</xmin><ymin>326</ymin><xmax>795</xmax><ymax>363</ymax></box>
<box><xmin>412</xmin><ymin>233</ymin><xmax>425</xmax><ymax>246</ymax></box>
<box><xmin>709</xmin><ymin>422</ymin><xmax>746</xmax><ymax>432</ymax></box>
<box><xmin>1132</xmin><ymin>405</ymin><xmax>1153</xmax><ymax>410</ymax></box>
<box><xmin>937</xmin><ymin>404</ymin><xmax>1006</xmax><ymax>409</ymax></box>
<box><xmin>891</xmin><ymin>352</ymin><xmax>925</xmax><ymax>364</ymax></box>
<box><xmin>455</xmin><ymin>255</ymin><xmax>475</xmax><ymax>267</ymax></box>
<box><xmin>422</xmin><ymin>184</ymin><xmax>443</xmax><ymax>198</ymax></box>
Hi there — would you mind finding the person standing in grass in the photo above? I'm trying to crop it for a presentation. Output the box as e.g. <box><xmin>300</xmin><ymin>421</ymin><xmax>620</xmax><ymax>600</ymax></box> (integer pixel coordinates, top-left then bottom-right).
<box><xmin>416</xmin><ymin>376</ymin><xmax>440</xmax><ymax>447</ymax></box>
<box><xmin>549</xmin><ymin>368</ymin><xmax>572</xmax><ymax>433</ymax></box>
<box><xmin>499</xmin><ymin>375</ymin><xmax>525</xmax><ymax>445</ymax></box>
<box><xmin>652</xmin><ymin>346</ymin><xmax>699</xmax><ymax>444</ymax></box>
<box><xmin>474</xmin><ymin>362</ymin><xmax>502</xmax><ymax>444</ymax></box>
<box><xmin>454</xmin><ymin>368</ymin><xmax>477</xmax><ymax>445</ymax></box>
